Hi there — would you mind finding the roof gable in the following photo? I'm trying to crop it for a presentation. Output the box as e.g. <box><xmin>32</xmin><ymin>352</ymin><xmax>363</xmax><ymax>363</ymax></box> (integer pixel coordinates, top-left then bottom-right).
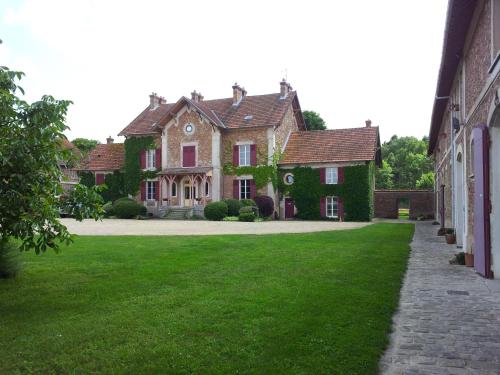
<box><xmin>78</xmin><ymin>143</ymin><xmax>125</xmax><ymax>171</ymax></box>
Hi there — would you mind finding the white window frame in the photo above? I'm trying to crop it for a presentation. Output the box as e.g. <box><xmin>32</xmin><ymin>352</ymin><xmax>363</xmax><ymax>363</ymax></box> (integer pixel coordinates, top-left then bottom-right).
<box><xmin>146</xmin><ymin>149</ymin><xmax>156</xmax><ymax>170</ymax></box>
<box><xmin>239</xmin><ymin>144</ymin><xmax>251</xmax><ymax>167</ymax></box>
<box><xmin>171</xmin><ymin>181</ymin><xmax>177</xmax><ymax>197</ymax></box>
<box><xmin>326</xmin><ymin>167</ymin><xmax>338</xmax><ymax>184</ymax></box>
<box><xmin>146</xmin><ymin>181</ymin><xmax>156</xmax><ymax>200</ymax></box>
<box><xmin>326</xmin><ymin>196</ymin><xmax>338</xmax><ymax>218</ymax></box>
<box><xmin>239</xmin><ymin>179</ymin><xmax>251</xmax><ymax>200</ymax></box>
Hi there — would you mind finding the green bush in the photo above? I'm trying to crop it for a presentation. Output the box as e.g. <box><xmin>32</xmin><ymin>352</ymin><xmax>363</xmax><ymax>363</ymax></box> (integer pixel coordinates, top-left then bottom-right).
<box><xmin>114</xmin><ymin>200</ymin><xmax>145</xmax><ymax>219</ymax></box>
<box><xmin>204</xmin><ymin>201</ymin><xmax>228</xmax><ymax>221</ymax></box>
<box><xmin>0</xmin><ymin>240</ymin><xmax>22</xmax><ymax>279</ymax></box>
<box><xmin>239</xmin><ymin>212</ymin><xmax>256</xmax><ymax>222</ymax></box>
<box><xmin>239</xmin><ymin>205</ymin><xmax>258</xmax><ymax>216</ymax></box>
<box><xmin>223</xmin><ymin>199</ymin><xmax>242</xmax><ymax>216</ymax></box>
<box><xmin>114</xmin><ymin>197</ymin><xmax>135</xmax><ymax>205</ymax></box>
<box><xmin>103</xmin><ymin>202</ymin><xmax>114</xmax><ymax>217</ymax></box>
<box><xmin>222</xmin><ymin>216</ymin><xmax>239</xmax><ymax>222</ymax></box>
<box><xmin>254</xmin><ymin>195</ymin><xmax>274</xmax><ymax>217</ymax></box>
<box><xmin>240</xmin><ymin>199</ymin><xmax>256</xmax><ymax>207</ymax></box>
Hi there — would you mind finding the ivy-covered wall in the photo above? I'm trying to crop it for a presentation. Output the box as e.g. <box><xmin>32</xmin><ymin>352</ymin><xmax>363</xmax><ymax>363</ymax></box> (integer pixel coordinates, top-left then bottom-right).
<box><xmin>278</xmin><ymin>162</ymin><xmax>375</xmax><ymax>221</ymax></box>
<box><xmin>123</xmin><ymin>136</ymin><xmax>155</xmax><ymax>195</ymax></box>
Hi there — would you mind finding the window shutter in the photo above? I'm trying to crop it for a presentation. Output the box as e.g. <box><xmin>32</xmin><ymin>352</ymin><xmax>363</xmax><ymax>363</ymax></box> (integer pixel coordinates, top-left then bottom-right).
<box><xmin>140</xmin><ymin>181</ymin><xmax>146</xmax><ymax>201</ymax></box>
<box><xmin>319</xmin><ymin>168</ymin><xmax>326</xmax><ymax>184</ymax></box>
<box><xmin>95</xmin><ymin>173</ymin><xmax>105</xmax><ymax>185</ymax></box>
<box><xmin>183</xmin><ymin>146</ymin><xmax>196</xmax><ymax>167</ymax></box>
<box><xmin>140</xmin><ymin>150</ymin><xmax>146</xmax><ymax>169</ymax></box>
<box><xmin>250</xmin><ymin>180</ymin><xmax>256</xmax><ymax>198</ymax></box>
<box><xmin>338</xmin><ymin>167</ymin><xmax>344</xmax><ymax>184</ymax></box>
<box><xmin>338</xmin><ymin>197</ymin><xmax>344</xmax><ymax>221</ymax></box>
<box><xmin>320</xmin><ymin>197</ymin><xmax>326</xmax><ymax>217</ymax></box>
<box><xmin>156</xmin><ymin>147</ymin><xmax>161</xmax><ymax>169</ymax></box>
<box><xmin>233</xmin><ymin>179</ymin><xmax>239</xmax><ymax>199</ymax></box>
<box><xmin>155</xmin><ymin>181</ymin><xmax>160</xmax><ymax>201</ymax></box>
<box><xmin>233</xmin><ymin>145</ymin><xmax>239</xmax><ymax>166</ymax></box>
<box><xmin>250</xmin><ymin>144</ymin><xmax>257</xmax><ymax>166</ymax></box>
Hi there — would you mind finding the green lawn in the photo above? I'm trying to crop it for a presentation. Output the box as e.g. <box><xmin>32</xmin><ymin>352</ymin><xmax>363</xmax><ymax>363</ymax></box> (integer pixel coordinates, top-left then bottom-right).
<box><xmin>0</xmin><ymin>223</ymin><xmax>413</xmax><ymax>375</ymax></box>
<box><xmin>398</xmin><ymin>208</ymin><xmax>410</xmax><ymax>220</ymax></box>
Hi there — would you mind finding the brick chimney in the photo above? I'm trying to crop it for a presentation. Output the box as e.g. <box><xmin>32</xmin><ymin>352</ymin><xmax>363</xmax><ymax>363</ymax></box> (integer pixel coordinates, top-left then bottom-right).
<box><xmin>150</xmin><ymin>92</ymin><xmax>160</xmax><ymax>109</ymax></box>
<box><xmin>280</xmin><ymin>79</ymin><xmax>292</xmax><ymax>99</ymax></box>
<box><xmin>232</xmin><ymin>83</ymin><xmax>245</xmax><ymax>105</ymax></box>
<box><xmin>191</xmin><ymin>90</ymin><xmax>204</xmax><ymax>103</ymax></box>
<box><xmin>365</xmin><ymin>119</ymin><xmax>372</xmax><ymax>127</ymax></box>
<box><xmin>106</xmin><ymin>136</ymin><xmax>114</xmax><ymax>144</ymax></box>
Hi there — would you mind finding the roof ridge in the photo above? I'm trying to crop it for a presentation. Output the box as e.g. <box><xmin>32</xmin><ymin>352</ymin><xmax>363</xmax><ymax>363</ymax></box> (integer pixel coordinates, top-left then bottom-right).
<box><xmin>292</xmin><ymin>126</ymin><xmax>379</xmax><ymax>134</ymax></box>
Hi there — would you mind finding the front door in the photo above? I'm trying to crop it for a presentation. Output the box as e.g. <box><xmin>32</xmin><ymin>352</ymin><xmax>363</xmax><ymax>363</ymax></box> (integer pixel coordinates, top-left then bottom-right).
<box><xmin>183</xmin><ymin>181</ymin><xmax>196</xmax><ymax>207</ymax></box>
<box><xmin>473</xmin><ymin>125</ymin><xmax>492</xmax><ymax>278</ymax></box>
<box><xmin>285</xmin><ymin>198</ymin><xmax>295</xmax><ymax>219</ymax></box>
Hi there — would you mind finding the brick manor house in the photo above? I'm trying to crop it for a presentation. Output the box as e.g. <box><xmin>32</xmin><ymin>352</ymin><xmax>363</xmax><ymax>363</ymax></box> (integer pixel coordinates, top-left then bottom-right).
<box><xmin>80</xmin><ymin>80</ymin><xmax>381</xmax><ymax>220</ymax></box>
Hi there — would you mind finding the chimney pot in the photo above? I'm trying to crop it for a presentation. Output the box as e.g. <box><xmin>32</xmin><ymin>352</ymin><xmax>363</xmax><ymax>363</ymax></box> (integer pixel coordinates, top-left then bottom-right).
<box><xmin>280</xmin><ymin>79</ymin><xmax>291</xmax><ymax>99</ymax></box>
<box><xmin>191</xmin><ymin>90</ymin><xmax>203</xmax><ymax>102</ymax></box>
<box><xmin>106</xmin><ymin>136</ymin><xmax>114</xmax><ymax>144</ymax></box>
<box><xmin>365</xmin><ymin>119</ymin><xmax>372</xmax><ymax>127</ymax></box>
<box><xmin>149</xmin><ymin>92</ymin><xmax>160</xmax><ymax>109</ymax></box>
<box><xmin>232</xmin><ymin>83</ymin><xmax>244</xmax><ymax>105</ymax></box>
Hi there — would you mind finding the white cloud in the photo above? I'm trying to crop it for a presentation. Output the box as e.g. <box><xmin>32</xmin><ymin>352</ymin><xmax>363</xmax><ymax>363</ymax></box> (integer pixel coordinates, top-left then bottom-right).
<box><xmin>2</xmin><ymin>0</ymin><xmax>448</xmax><ymax>142</ymax></box>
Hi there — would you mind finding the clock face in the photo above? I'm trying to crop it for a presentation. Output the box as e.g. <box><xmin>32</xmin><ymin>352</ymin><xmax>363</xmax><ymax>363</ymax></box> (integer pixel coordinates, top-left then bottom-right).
<box><xmin>185</xmin><ymin>123</ymin><xmax>194</xmax><ymax>134</ymax></box>
<box><xmin>284</xmin><ymin>173</ymin><xmax>294</xmax><ymax>185</ymax></box>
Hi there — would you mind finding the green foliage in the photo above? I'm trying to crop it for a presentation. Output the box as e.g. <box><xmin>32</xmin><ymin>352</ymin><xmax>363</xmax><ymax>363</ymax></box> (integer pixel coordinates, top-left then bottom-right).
<box><xmin>102</xmin><ymin>202</ymin><xmax>114</xmax><ymax>217</ymax></box>
<box><xmin>302</xmin><ymin>110</ymin><xmax>327</xmax><ymax>130</ymax></box>
<box><xmin>416</xmin><ymin>171</ymin><xmax>435</xmax><ymax>189</ymax></box>
<box><xmin>223</xmin><ymin>199</ymin><xmax>241</xmax><ymax>216</ymax></box>
<box><xmin>114</xmin><ymin>197</ymin><xmax>135</xmax><ymax>204</ymax></box>
<box><xmin>101</xmin><ymin>171</ymin><xmax>126</xmax><ymax>202</ymax></box>
<box><xmin>0</xmin><ymin>66</ymin><xmax>104</xmax><ymax>254</ymax></box>
<box><xmin>222</xmin><ymin>216</ymin><xmax>239</xmax><ymax>222</ymax></box>
<box><xmin>278</xmin><ymin>163</ymin><xmax>375</xmax><ymax>221</ymax></box>
<box><xmin>204</xmin><ymin>201</ymin><xmax>228</xmax><ymax>221</ymax></box>
<box><xmin>113</xmin><ymin>200</ymin><xmax>146</xmax><ymax>219</ymax></box>
<box><xmin>377</xmin><ymin>135</ymin><xmax>434</xmax><ymax>189</ymax></box>
<box><xmin>254</xmin><ymin>195</ymin><xmax>274</xmax><ymax>217</ymax></box>
<box><xmin>71</xmin><ymin>138</ymin><xmax>100</xmax><ymax>156</ymax></box>
<box><xmin>239</xmin><ymin>212</ymin><xmax>256</xmax><ymax>222</ymax></box>
<box><xmin>0</xmin><ymin>239</ymin><xmax>22</xmax><ymax>278</ymax></box>
<box><xmin>60</xmin><ymin>184</ymin><xmax>106</xmax><ymax>221</ymax></box>
<box><xmin>239</xmin><ymin>205</ymin><xmax>258</xmax><ymax>216</ymax></box>
<box><xmin>375</xmin><ymin>160</ymin><xmax>394</xmax><ymax>189</ymax></box>
<box><xmin>124</xmin><ymin>137</ymin><xmax>156</xmax><ymax>195</ymax></box>
<box><xmin>240</xmin><ymin>199</ymin><xmax>256</xmax><ymax>207</ymax></box>
<box><xmin>78</xmin><ymin>171</ymin><xmax>95</xmax><ymax>188</ymax></box>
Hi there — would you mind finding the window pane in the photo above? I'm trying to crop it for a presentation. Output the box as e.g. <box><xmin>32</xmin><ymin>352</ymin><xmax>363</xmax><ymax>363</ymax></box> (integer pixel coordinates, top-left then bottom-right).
<box><xmin>239</xmin><ymin>145</ymin><xmax>250</xmax><ymax>166</ymax></box>
<box><xmin>326</xmin><ymin>167</ymin><xmax>338</xmax><ymax>184</ymax></box>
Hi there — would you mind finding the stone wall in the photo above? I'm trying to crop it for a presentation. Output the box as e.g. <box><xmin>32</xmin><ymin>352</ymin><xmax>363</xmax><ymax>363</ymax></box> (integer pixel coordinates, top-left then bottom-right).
<box><xmin>374</xmin><ymin>190</ymin><xmax>435</xmax><ymax>220</ymax></box>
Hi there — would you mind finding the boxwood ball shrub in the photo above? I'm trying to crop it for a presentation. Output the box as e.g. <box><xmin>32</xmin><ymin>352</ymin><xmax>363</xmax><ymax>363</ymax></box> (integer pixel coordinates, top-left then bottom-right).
<box><xmin>114</xmin><ymin>200</ymin><xmax>145</xmax><ymax>219</ymax></box>
<box><xmin>253</xmin><ymin>195</ymin><xmax>274</xmax><ymax>217</ymax></box>
<box><xmin>223</xmin><ymin>199</ymin><xmax>241</xmax><ymax>216</ymax></box>
<box><xmin>239</xmin><ymin>212</ymin><xmax>256</xmax><ymax>222</ymax></box>
<box><xmin>204</xmin><ymin>201</ymin><xmax>228</xmax><ymax>221</ymax></box>
<box><xmin>239</xmin><ymin>205</ymin><xmax>258</xmax><ymax>216</ymax></box>
<box><xmin>240</xmin><ymin>199</ymin><xmax>256</xmax><ymax>207</ymax></box>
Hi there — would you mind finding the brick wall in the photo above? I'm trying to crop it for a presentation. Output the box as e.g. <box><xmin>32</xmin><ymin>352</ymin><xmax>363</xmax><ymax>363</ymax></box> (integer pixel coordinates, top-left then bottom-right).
<box><xmin>274</xmin><ymin>105</ymin><xmax>299</xmax><ymax>150</ymax></box>
<box><xmin>374</xmin><ymin>190</ymin><xmax>435</xmax><ymax>220</ymax></box>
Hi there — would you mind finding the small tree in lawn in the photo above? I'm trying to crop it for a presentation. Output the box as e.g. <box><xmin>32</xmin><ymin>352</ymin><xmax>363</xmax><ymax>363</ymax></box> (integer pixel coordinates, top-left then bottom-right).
<box><xmin>0</xmin><ymin>66</ymin><xmax>104</xmax><ymax>276</ymax></box>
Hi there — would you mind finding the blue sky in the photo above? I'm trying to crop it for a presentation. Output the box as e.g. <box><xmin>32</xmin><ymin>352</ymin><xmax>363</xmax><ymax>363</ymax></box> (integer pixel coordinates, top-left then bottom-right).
<box><xmin>1</xmin><ymin>0</ymin><xmax>448</xmax><ymax>143</ymax></box>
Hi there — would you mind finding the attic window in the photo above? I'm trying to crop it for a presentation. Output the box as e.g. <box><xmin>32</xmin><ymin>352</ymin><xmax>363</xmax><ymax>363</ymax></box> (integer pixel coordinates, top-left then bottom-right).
<box><xmin>244</xmin><ymin>115</ymin><xmax>253</xmax><ymax>122</ymax></box>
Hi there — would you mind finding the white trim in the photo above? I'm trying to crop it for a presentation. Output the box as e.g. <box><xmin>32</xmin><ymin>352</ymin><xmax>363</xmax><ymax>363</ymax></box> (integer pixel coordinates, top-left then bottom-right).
<box><xmin>326</xmin><ymin>196</ymin><xmax>339</xmax><ymax>219</ymax></box>
<box><xmin>235</xmin><ymin>140</ymin><xmax>254</xmax><ymax>146</ymax></box>
<box><xmin>211</xmin><ymin>128</ymin><xmax>221</xmax><ymax>201</ymax></box>
<box><xmin>183</xmin><ymin>122</ymin><xmax>195</xmax><ymax>136</ymax></box>
<box><xmin>325</xmin><ymin>167</ymin><xmax>339</xmax><ymax>185</ymax></box>
<box><xmin>238</xmin><ymin>143</ymin><xmax>251</xmax><ymax>167</ymax></box>
<box><xmin>239</xmin><ymin>179</ymin><xmax>251</xmax><ymax>200</ymax></box>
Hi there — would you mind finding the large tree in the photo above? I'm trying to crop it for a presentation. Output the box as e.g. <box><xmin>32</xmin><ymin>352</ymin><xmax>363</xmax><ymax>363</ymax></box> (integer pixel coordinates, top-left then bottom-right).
<box><xmin>302</xmin><ymin>110</ymin><xmax>327</xmax><ymax>131</ymax></box>
<box><xmin>0</xmin><ymin>66</ymin><xmax>104</xmax><ymax>261</ymax></box>
<box><xmin>72</xmin><ymin>138</ymin><xmax>100</xmax><ymax>155</ymax></box>
<box><xmin>376</xmin><ymin>135</ymin><xmax>434</xmax><ymax>190</ymax></box>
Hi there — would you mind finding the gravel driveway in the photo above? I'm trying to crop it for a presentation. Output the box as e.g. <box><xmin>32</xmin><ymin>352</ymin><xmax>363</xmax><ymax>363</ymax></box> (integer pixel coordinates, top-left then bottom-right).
<box><xmin>60</xmin><ymin>218</ymin><xmax>370</xmax><ymax>236</ymax></box>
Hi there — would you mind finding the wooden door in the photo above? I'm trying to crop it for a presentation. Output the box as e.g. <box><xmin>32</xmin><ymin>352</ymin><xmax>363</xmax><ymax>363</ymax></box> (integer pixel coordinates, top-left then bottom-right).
<box><xmin>285</xmin><ymin>198</ymin><xmax>295</xmax><ymax>219</ymax></box>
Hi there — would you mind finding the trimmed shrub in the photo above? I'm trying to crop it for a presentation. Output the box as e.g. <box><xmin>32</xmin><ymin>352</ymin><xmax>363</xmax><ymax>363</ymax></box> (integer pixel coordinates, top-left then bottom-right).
<box><xmin>240</xmin><ymin>199</ymin><xmax>256</xmax><ymax>207</ymax></box>
<box><xmin>114</xmin><ymin>197</ymin><xmax>135</xmax><ymax>205</ymax></box>
<box><xmin>254</xmin><ymin>195</ymin><xmax>274</xmax><ymax>217</ymax></box>
<box><xmin>204</xmin><ymin>201</ymin><xmax>228</xmax><ymax>221</ymax></box>
<box><xmin>239</xmin><ymin>205</ymin><xmax>258</xmax><ymax>216</ymax></box>
<box><xmin>0</xmin><ymin>240</ymin><xmax>22</xmax><ymax>279</ymax></box>
<box><xmin>114</xmin><ymin>200</ymin><xmax>145</xmax><ymax>219</ymax></box>
<box><xmin>223</xmin><ymin>199</ymin><xmax>241</xmax><ymax>216</ymax></box>
<box><xmin>239</xmin><ymin>212</ymin><xmax>256</xmax><ymax>222</ymax></box>
<box><xmin>103</xmin><ymin>202</ymin><xmax>114</xmax><ymax>217</ymax></box>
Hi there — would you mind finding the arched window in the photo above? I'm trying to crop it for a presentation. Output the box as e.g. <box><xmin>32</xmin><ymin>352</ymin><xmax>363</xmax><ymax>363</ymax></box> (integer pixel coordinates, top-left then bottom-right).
<box><xmin>171</xmin><ymin>181</ymin><xmax>177</xmax><ymax>197</ymax></box>
<box><xmin>205</xmin><ymin>181</ymin><xmax>210</xmax><ymax>197</ymax></box>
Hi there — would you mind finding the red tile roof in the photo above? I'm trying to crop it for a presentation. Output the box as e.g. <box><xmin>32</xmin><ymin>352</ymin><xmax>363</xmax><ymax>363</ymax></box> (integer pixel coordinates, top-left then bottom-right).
<box><xmin>119</xmin><ymin>91</ymin><xmax>303</xmax><ymax>136</ymax></box>
<box><xmin>78</xmin><ymin>143</ymin><xmax>125</xmax><ymax>171</ymax></box>
<box><xmin>280</xmin><ymin>127</ymin><xmax>381</xmax><ymax>165</ymax></box>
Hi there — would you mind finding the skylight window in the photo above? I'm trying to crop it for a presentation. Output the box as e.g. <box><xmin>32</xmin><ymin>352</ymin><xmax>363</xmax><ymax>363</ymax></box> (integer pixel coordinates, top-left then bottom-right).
<box><xmin>244</xmin><ymin>115</ymin><xmax>253</xmax><ymax>121</ymax></box>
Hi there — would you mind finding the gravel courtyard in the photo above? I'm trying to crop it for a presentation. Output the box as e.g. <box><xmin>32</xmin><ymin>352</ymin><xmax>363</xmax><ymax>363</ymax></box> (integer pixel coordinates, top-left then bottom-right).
<box><xmin>60</xmin><ymin>218</ymin><xmax>370</xmax><ymax>236</ymax></box>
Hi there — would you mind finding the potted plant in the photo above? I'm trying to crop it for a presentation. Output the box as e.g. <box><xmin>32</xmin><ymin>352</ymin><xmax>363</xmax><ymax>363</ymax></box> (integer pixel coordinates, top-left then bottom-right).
<box><xmin>445</xmin><ymin>229</ymin><xmax>456</xmax><ymax>245</ymax></box>
<box><xmin>465</xmin><ymin>251</ymin><xmax>474</xmax><ymax>267</ymax></box>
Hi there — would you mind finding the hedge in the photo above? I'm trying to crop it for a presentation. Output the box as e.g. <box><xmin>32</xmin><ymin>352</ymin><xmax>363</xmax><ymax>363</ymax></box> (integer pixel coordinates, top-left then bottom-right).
<box><xmin>204</xmin><ymin>201</ymin><xmax>228</xmax><ymax>221</ymax></box>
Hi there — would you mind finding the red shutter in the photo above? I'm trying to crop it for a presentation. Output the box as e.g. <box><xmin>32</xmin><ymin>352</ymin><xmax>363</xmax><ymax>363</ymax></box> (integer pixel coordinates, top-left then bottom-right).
<box><xmin>140</xmin><ymin>150</ymin><xmax>146</xmax><ymax>169</ymax></box>
<box><xmin>183</xmin><ymin>146</ymin><xmax>196</xmax><ymax>167</ymax></box>
<box><xmin>155</xmin><ymin>181</ymin><xmax>160</xmax><ymax>201</ymax></box>
<box><xmin>338</xmin><ymin>167</ymin><xmax>344</xmax><ymax>184</ymax></box>
<box><xmin>250</xmin><ymin>144</ymin><xmax>257</xmax><ymax>166</ymax></box>
<box><xmin>140</xmin><ymin>181</ymin><xmax>146</xmax><ymax>201</ymax></box>
<box><xmin>320</xmin><ymin>168</ymin><xmax>326</xmax><ymax>184</ymax></box>
<box><xmin>320</xmin><ymin>197</ymin><xmax>326</xmax><ymax>217</ymax></box>
<box><xmin>250</xmin><ymin>180</ymin><xmax>256</xmax><ymax>199</ymax></box>
<box><xmin>156</xmin><ymin>147</ymin><xmax>161</xmax><ymax>169</ymax></box>
<box><xmin>233</xmin><ymin>145</ymin><xmax>239</xmax><ymax>166</ymax></box>
<box><xmin>338</xmin><ymin>198</ymin><xmax>344</xmax><ymax>221</ymax></box>
<box><xmin>95</xmin><ymin>173</ymin><xmax>105</xmax><ymax>185</ymax></box>
<box><xmin>233</xmin><ymin>179</ymin><xmax>239</xmax><ymax>199</ymax></box>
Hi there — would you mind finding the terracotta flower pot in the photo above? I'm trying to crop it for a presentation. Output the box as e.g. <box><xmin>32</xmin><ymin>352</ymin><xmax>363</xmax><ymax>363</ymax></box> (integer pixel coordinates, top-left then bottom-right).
<box><xmin>465</xmin><ymin>253</ymin><xmax>474</xmax><ymax>267</ymax></box>
<box><xmin>446</xmin><ymin>234</ymin><xmax>456</xmax><ymax>244</ymax></box>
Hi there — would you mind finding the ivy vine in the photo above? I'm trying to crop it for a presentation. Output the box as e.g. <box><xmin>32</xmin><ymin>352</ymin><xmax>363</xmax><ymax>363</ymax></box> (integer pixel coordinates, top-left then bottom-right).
<box><xmin>124</xmin><ymin>136</ymin><xmax>156</xmax><ymax>195</ymax></box>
